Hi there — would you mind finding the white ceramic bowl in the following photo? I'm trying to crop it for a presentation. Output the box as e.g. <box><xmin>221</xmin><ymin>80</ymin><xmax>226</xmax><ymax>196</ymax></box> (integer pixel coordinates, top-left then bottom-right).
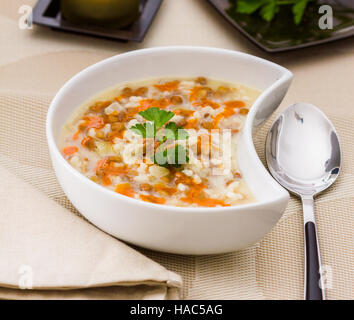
<box><xmin>47</xmin><ymin>47</ymin><xmax>292</xmax><ymax>255</ymax></box>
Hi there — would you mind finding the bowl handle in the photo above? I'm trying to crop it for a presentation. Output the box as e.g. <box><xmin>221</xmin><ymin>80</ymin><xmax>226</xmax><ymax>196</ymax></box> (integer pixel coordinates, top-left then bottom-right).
<box><xmin>252</xmin><ymin>73</ymin><xmax>293</xmax><ymax>129</ymax></box>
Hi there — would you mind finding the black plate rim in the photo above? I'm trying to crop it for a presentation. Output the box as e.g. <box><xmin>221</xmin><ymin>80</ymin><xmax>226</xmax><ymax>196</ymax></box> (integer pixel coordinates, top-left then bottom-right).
<box><xmin>32</xmin><ymin>0</ymin><xmax>163</xmax><ymax>42</ymax></box>
<box><xmin>206</xmin><ymin>0</ymin><xmax>354</xmax><ymax>53</ymax></box>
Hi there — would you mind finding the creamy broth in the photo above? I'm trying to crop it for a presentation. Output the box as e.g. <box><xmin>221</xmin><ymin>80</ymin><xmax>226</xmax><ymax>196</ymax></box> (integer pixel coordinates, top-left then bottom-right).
<box><xmin>60</xmin><ymin>77</ymin><xmax>261</xmax><ymax>207</ymax></box>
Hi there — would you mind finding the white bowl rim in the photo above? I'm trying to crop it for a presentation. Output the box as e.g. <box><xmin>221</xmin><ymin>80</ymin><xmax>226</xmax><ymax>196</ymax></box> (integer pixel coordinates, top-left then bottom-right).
<box><xmin>47</xmin><ymin>46</ymin><xmax>291</xmax><ymax>213</ymax></box>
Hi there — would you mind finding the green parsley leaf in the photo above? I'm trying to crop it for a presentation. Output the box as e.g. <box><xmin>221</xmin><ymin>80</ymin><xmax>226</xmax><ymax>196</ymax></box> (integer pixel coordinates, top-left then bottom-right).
<box><xmin>234</xmin><ymin>0</ymin><xmax>311</xmax><ymax>25</ymax></box>
<box><xmin>130</xmin><ymin>107</ymin><xmax>190</xmax><ymax>168</ymax></box>
<box><xmin>139</xmin><ymin>107</ymin><xmax>175</xmax><ymax>129</ymax></box>
<box><xmin>292</xmin><ymin>0</ymin><xmax>309</xmax><ymax>25</ymax></box>
<box><xmin>153</xmin><ymin>148</ymin><xmax>168</xmax><ymax>167</ymax></box>
<box><xmin>154</xmin><ymin>144</ymin><xmax>189</xmax><ymax>168</ymax></box>
<box><xmin>260</xmin><ymin>0</ymin><xmax>278</xmax><ymax>22</ymax></box>
<box><xmin>165</xmin><ymin>122</ymin><xmax>189</xmax><ymax>140</ymax></box>
<box><xmin>173</xmin><ymin>144</ymin><xmax>189</xmax><ymax>167</ymax></box>
<box><xmin>130</xmin><ymin>122</ymin><xmax>156</xmax><ymax>138</ymax></box>
<box><xmin>237</xmin><ymin>0</ymin><xmax>266</xmax><ymax>14</ymax></box>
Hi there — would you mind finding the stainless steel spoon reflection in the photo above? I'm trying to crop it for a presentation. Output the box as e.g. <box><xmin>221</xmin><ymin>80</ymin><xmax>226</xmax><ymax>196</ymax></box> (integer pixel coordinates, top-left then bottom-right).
<box><xmin>266</xmin><ymin>103</ymin><xmax>341</xmax><ymax>300</ymax></box>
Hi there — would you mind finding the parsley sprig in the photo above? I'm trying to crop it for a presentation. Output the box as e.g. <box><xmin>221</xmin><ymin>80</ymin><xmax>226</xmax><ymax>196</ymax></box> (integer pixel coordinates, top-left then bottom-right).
<box><xmin>130</xmin><ymin>107</ymin><xmax>189</xmax><ymax>168</ymax></box>
<box><xmin>130</xmin><ymin>122</ymin><xmax>156</xmax><ymax>138</ymax></box>
<box><xmin>235</xmin><ymin>0</ymin><xmax>313</xmax><ymax>25</ymax></box>
<box><xmin>139</xmin><ymin>108</ymin><xmax>175</xmax><ymax>129</ymax></box>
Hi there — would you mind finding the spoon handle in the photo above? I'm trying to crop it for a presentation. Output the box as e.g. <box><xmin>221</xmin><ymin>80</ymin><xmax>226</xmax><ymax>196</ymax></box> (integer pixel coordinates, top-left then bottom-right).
<box><xmin>302</xmin><ymin>196</ymin><xmax>325</xmax><ymax>300</ymax></box>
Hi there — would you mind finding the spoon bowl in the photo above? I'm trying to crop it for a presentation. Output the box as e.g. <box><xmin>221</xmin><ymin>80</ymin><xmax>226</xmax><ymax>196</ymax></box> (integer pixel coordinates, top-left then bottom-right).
<box><xmin>266</xmin><ymin>103</ymin><xmax>341</xmax><ymax>300</ymax></box>
<box><xmin>266</xmin><ymin>103</ymin><xmax>341</xmax><ymax>197</ymax></box>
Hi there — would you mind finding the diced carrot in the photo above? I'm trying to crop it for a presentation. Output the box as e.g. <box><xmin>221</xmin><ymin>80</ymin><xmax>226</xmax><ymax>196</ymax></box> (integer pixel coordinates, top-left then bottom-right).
<box><xmin>81</xmin><ymin>136</ymin><xmax>93</xmax><ymax>147</ymax></box>
<box><xmin>140</xmin><ymin>183</ymin><xmax>152</xmax><ymax>191</ymax></box>
<box><xmin>202</xmin><ymin>198</ymin><xmax>230</xmax><ymax>207</ymax></box>
<box><xmin>157</xmin><ymin>98</ymin><xmax>171</xmax><ymax>109</ymax></box>
<box><xmin>189</xmin><ymin>86</ymin><xmax>204</xmax><ymax>102</ymax></box>
<box><xmin>175</xmin><ymin>171</ymin><xmax>227</xmax><ymax>207</ymax></box>
<box><xmin>184</xmin><ymin>118</ymin><xmax>198</xmax><ymax>129</ymax></box>
<box><xmin>212</xmin><ymin>113</ymin><xmax>224</xmax><ymax>128</ymax></box>
<box><xmin>175</xmin><ymin>172</ymin><xmax>196</xmax><ymax>186</ymax></box>
<box><xmin>193</xmin><ymin>99</ymin><xmax>220</xmax><ymax>109</ymax></box>
<box><xmin>177</xmin><ymin>174</ymin><xmax>228</xmax><ymax>207</ymax></box>
<box><xmin>84</xmin><ymin>116</ymin><xmax>105</xmax><ymax>129</ymax></box>
<box><xmin>95</xmin><ymin>159</ymin><xmax>108</xmax><ymax>174</ymax></box>
<box><xmin>139</xmin><ymin>194</ymin><xmax>166</xmax><ymax>204</ymax></box>
<box><xmin>139</xmin><ymin>98</ymin><xmax>171</xmax><ymax>110</ymax></box>
<box><xmin>102</xmin><ymin>175</ymin><xmax>112</xmax><ymax>186</ymax></box>
<box><xmin>154</xmin><ymin>80</ymin><xmax>179</xmax><ymax>92</ymax></box>
<box><xmin>63</xmin><ymin>146</ymin><xmax>78</xmax><ymax>156</ymax></box>
<box><xmin>224</xmin><ymin>100</ymin><xmax>245</xmax><ymax>109</ymax></box>
<box><xmin>222</xmin><ymin>107</ymin><xmax>236</xmax><ymax>117</ymax></box>
<box><xmin>212</xmin><ymin>101</ymin><xmax>246</xmax><ymax>128</ymax></box>
<box><xmin>174</xmin><ymin>109</ymin><xmax>195</xmax><ymax>117</ymax></box>
<box><xmin>138</xmin><ymin>99</ymin><xmax>155</xmax><ymax>110</ymax></box>
<box><xmin>115</xmin><ymin>129</ymin><xmax>126</xmax><ymax>140</ymax></box>
<box><xmin>106</xmin><ymin>164</ymin><xmax>128</xmax><ymax>176</ymax></box>
<box><xmin>153</xmin><ymin>183</ymin><xmax>177</xmax><ymax>195</ymax></box>
<box><xmin>181</xmin><ymin>197</ymin><xmax>230</xmax><ymax>207</ymax></box>
<box><xmin>115</xmin><ymin>183</ymin><xmax>135</xmax><ymax>198</ymax></box>
<box><xmin>95</xmin><ymin>159</ymin><xmax>128</xmax><ymax>178</ymax></box>
<box><xmin>73</xmin><ymin>130</ymin><xmax>81</xmax><ymax>141</ymax></box>
<box><xmin>96</xmin><ymin>100</ymin><xmax>112</xmax><ymax>109</ymax></box>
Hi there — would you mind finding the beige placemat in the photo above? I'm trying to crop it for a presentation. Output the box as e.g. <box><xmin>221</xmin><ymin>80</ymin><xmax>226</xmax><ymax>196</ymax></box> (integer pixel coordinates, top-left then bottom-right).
<box><xmin>1</xmin><ymin>0</ymin><xmax>353</xmax><ymax>300</ymax></box>
<box><xmin>1</xmin><ymin>91</ymin><xmax>353</xmax><ymax>300</ymax></box>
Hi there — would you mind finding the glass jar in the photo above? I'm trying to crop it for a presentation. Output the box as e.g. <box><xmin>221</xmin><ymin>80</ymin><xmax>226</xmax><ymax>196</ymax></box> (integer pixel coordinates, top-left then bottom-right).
<box><xmin>61</xmin><ymin>0</ymin><xmax>140</xmax><ymax>28</ymax></box>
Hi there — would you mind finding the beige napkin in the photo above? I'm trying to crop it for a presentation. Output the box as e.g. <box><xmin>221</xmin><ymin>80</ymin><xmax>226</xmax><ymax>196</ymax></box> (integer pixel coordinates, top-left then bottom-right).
<box><xmin>0</xmin><ymin>165</ymin><xmax>182</xmax><ymax>300</ymax></box>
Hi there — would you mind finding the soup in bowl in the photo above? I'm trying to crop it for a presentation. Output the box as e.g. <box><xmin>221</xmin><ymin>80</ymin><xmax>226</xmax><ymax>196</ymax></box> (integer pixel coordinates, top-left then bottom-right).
<box><xmin>47</xmin><ymin>47</ymin><xmax>292</xmax><ymax>254</ymax></box>
<box><xmin>60</xmin><ymin>77</ymin><xmax>261</xmax><ymax>208</ymax></box>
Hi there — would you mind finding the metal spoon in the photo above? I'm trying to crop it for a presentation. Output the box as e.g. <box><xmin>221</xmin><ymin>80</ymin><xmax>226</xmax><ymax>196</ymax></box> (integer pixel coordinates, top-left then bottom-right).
<box><xmin>265</xmin><ymin>103</ymin><xmax>341</xmax><ymax>300</ymax></box>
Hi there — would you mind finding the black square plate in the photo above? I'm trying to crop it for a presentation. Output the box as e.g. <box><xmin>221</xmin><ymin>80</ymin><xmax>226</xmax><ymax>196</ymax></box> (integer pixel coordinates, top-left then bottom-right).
<box><xmin>207</xmin><ymin>0</ymin><xmax>354</xmax><ymax>52</ymax></box>
<box><xmin>33</xmin><ymin>0</ymin><xmax>163</xmax><ymax>42</ymax></box>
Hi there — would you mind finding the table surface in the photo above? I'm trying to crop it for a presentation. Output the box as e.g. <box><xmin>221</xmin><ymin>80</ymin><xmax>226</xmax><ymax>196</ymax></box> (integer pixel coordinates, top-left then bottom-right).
<box><xmin>1</xmin><ymin>0</ymin><xmax>353</xmax><ymax>300</ymax></box>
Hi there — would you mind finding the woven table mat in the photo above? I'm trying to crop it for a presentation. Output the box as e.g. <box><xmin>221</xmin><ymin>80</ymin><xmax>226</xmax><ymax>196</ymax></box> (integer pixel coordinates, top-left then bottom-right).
<box><xmin>0</xmin><ymin>92</ymin><xmax>352</xmax><ymax>299</ymax></box>
<box><xmin>1</xmin><ymin>0</ymin><xmax>353</xmax><ymax>299</ymax></box>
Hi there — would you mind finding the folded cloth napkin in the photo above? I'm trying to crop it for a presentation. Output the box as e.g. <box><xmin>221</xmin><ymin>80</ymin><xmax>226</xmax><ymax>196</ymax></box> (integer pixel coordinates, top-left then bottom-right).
<box><xmin>0</xmin><ymin>165</ymin><xmax>182</xmax><ymax>300</ymax></box>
